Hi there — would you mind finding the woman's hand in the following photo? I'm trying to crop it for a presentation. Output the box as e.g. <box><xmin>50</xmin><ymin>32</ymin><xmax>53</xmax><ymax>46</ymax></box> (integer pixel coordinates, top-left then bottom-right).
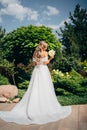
<box><xmin>49</xmin><ymin>56</ymin><xmax>54</xmax><ymax>60</ymax></box>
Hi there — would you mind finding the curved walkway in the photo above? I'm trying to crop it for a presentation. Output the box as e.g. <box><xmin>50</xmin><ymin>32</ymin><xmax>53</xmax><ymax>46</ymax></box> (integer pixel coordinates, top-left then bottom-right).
<box><xmin>0</xmin><ymin>103</ymin><xmax>87</xmax><ymax>130</ymax></box>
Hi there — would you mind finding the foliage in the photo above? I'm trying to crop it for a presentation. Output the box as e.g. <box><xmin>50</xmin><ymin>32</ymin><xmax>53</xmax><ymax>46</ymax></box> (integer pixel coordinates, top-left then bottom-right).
<box><xmin>81</xmin><ymin>60</ymin><xmax>87</xmax><ymax>72</ymax></box>
<box><xmin>14</xmin><ymin>65</ymin><xmax>32</xmax><ymax>87</ymax></box>
<box><xmin>51</xmin><ymin>69</ymin><xmax>87</xmax><ymax>96</ymax></box>
<box><xmin>0</xmin><ymin>26</ymin><xmax>6</xmax><ymax>40</ymax></box>
<box><xmin>58</xmin><ymin>95</ymin><xmax>87</xmax><ymax>105</ymax></box>
<box><xmin>56</xmin><ymin>88</ymin><xmax>73</xmax><ymax>96</ymax></box>
<box><xmin>18</xmin><ymin>89</ymin><xmax>26</xmax><ymax>99</ymax></box>
<box><xmin>58</xmin><ymin>4</ymin><xmax>87</xmax><ymax>61</ymax></box>
<box><xmin>17</xmin><ymin>88</ymin><xmax>87</xmax><ymax>105</ymax></box>
<box><xmin>52</xmin><ymin>56</ymin><xmax>82</xmax><ymax>72</ymax></box>
<box><xmin>69</xmin><ymin>69</ymin><xmax>83</xmax><ymax>81</ymax></box>
<box><xmin>2</xmin><ymin>25</ymin><xmax>61</xmax><ymax>65</ymax></box>
<box><xmin>53</xmin><ymin>57</ymin><xmax>72</xmax><ymax>72</ymax></box>
<box><xmin>0</xmin><ymin>26</ymin><xmax>6</xmax><ymax>62</ymax></box>
<box><xmin>80</xmin><ymin>78</ymin><xmax>87</xmax><ymax>87</ymax></box>
<box><xmin>0</xmin><ymin>74</ymin><xmax>10</xmax><ymax>85</ymax></box>
<box><xmin>76</xmin><ymin>60</ymin><xmax>87</xmax><ymax>77</ymax></box>
<box><xmin>0</xmin><ymin>59</ymin><xmax>16</xmax><ymax>84</ymax></box>
<box><xmin>18</xmin><ymin>80</ymin><xmax>29</xmax><ymax>89</ymax></box>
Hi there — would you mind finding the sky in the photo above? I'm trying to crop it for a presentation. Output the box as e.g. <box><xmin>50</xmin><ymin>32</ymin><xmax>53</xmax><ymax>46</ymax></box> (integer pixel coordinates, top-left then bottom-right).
<box><xmin>0</xmin><ymin>0</ymin><xmax>87</xmax><ymax>33</ymax></box>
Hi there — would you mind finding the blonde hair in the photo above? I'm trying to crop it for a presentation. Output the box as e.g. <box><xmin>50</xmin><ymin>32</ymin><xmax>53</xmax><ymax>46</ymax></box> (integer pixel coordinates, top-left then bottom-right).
<box><xmin>33</xmin><ymin>41</ymin><xmax>47</xmax><ymax>62</ymax></box>
<box><xmin>39</xmin><ymin>41</ymin><xmax>48</xmax><ymax>49</ymax></box>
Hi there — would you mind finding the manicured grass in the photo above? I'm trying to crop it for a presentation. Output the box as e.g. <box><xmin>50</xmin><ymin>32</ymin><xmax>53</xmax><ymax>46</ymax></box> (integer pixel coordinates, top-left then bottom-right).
<box><xmin>57</xmin><ymin>95</ymin><xmax>87</xmax><ymax>106</ymax></box>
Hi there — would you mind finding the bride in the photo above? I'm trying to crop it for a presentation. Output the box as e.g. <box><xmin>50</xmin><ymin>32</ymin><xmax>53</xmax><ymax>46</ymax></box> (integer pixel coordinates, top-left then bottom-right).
<box><xmin>0</xmin><ymin>41</ymin><xmax>72</xmax><ymax>125</ymax></box>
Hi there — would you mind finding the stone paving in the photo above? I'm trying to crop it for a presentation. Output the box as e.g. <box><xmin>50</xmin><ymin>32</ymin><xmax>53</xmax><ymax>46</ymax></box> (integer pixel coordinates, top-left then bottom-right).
<box><xmin>0</xmin><ymin>103</ymin><xmax>87</xmax><ymax>130</ymax></box>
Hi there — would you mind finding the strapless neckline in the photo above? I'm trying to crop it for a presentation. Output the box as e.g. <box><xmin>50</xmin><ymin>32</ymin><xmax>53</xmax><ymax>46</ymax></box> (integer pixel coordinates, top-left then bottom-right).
<box><xmin>33</xmin><ymin>56</ymin><xmax>48</xmax><ymax>63</ymax></box>
<box><xmin>41</xmin><ymin>56</ymin><xmax>48</xmax><ymax>59</ymax></box>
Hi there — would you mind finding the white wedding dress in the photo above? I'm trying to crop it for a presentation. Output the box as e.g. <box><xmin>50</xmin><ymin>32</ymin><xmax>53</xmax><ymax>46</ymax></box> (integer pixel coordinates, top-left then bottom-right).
<box><xmin>0</xmin><ymin>56</ymin><xmax>72</xmax><ymax>125</ymax></box>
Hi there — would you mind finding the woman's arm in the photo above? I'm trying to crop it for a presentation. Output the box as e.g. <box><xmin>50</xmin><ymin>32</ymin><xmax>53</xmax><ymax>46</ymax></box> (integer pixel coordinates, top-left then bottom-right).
<box><xmin>43</xmin><ymin>56</ymin><xmax>54</xmax><ymax>65</ymax></box>
<box><xmin>43</xmin><ymin>51</ymin><xmax>54</xmax><ymax>65</ymax></box>
<box><xmin>32</xmin><ymin>61</ymin><xmax>37</xmax><ymax>66</ymax></box>
<box><xmin>32</xmin><ymin>57</ymin><xmax>38</xmax><ymax>66</ymax></box>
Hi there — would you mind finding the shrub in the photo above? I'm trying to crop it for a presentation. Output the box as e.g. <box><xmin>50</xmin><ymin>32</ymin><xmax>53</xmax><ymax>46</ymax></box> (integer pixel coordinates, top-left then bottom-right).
<box><xmin>57</xmin><ymin>78</ymin><xmax>81</xmax><ymax>95</ymax></box>
<box><xmin>56</xmin><ymin>87</ymin><xmax>73</xmax><ymax>96</ymax></box>
<box><xmin>0</xmin><ymin>74</ymin><xmax>10</xmax><ymax>85</ymax></box>
<box><xmin>80</xmin><ymin>78</ymin><xmax>87</xmax><ymax>86</ymax></box>
<box><xmin>18</xmin><ymin>89</ymin><xmax>26</xmax><ymax>98</ymax></box>
<box><xmin>52</xmin><ymin>56</ymin><xmax>82</xmax><ymax>73</ymax></box>
<box><xmin>53</xmin><ymin>57</ymin><xmax>72</xmax><ymax>72</ymax></box>
<box><xmin>51</xmin><ymin>69</ymin><xmax>87</xmax><ymax>96</ymax></box>
<box><xmin>69</xmin><ymin>69</ymin><xmax>83</xmax><ymax>81</ymax></box>
<box><xmin>18</xmin><ymin>80</ymin><xmax>29</xmax><ymax>89</ymax></box>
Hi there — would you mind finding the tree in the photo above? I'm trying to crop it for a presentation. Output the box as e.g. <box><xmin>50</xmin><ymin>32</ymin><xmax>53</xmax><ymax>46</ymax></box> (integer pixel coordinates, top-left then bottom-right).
<box><xmin>2</xmin><ymin>25</ymin><xmax>61</xmax><ymax>65</ymax></box>
<box><xmin>0</xmin><ymin>59</ymin><xmax>16</xmax><ymax>85</ymax></box>
<box><xmin>0</xmin><ymin>26</ymin><xmax>6</xmax><ymax>63</ymax></box>
<box><xmin>58</xmin><ymin>4</ymin><xmax>87</xmax><ymax>61</ymax></box>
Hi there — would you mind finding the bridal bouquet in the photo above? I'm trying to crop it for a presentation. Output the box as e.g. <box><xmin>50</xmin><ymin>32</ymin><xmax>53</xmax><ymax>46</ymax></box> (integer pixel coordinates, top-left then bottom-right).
<box><xmin>48</xmin><ymin>50</ymin><xmax>55</xmax><ymax>57</ymax></box>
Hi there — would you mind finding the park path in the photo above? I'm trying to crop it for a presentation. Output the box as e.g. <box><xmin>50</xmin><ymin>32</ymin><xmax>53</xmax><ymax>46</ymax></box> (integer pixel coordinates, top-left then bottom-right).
<box><xmin>0</xmin><ymin>103</ymin><xmax>87</xmax><ymax>130</ymax></box>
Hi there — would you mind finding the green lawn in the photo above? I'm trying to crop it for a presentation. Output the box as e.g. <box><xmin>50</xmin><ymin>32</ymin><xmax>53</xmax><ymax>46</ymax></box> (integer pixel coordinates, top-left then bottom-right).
<box><xmin>57</xmin><ymin>95</ymin><xmax>87</xmax><ymax>106</ymax></box>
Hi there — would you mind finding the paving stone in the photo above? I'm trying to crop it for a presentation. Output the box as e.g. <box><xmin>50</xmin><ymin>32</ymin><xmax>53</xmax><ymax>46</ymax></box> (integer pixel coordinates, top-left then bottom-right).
<box><xmin>0</xmin><ymin>103</ymin><xmax>87</xmax><ymax>130</ymax></box>
<box><xmin>78</xmin><ymin>122</ymin><xmax>87</xmax><ymax>130</ymax></box>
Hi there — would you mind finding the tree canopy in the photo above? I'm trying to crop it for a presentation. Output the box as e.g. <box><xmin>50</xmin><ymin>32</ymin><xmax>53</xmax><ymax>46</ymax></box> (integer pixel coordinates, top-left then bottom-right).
<box><xmin>2</xmin><ymin>25</ymin><xmax>61</xmax><ymax>65</ymax></box>
<box><xmin>0</xmin><ymin>26</ymin><xmax>6</xmax><ymax>62</ymax></box>
<box><xmin>59</xmin><ymin>4</ymin><xmax>87</xmax><ymax>61</ymax></box>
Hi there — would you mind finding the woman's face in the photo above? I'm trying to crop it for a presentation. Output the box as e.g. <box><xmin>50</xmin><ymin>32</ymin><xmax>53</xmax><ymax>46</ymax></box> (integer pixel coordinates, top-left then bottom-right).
<box><xmin>41</xmin><ymin>42</ymin><xmax>48</xmax><ymax>51</ymax></box>
<box><xmin>42</xmin><ymin>45</ymin><xmax>47</xmax><ymax>51</ymax></box>
<box><xmin>39</xmin><ymin>41</ymin><xmax>48</xmax><ymax>51</ymax></box>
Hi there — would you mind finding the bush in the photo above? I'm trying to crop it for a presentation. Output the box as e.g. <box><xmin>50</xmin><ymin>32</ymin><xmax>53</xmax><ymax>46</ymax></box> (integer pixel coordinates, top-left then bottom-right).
<box><xmin>52</xmin><ymin>56</ymin><xmax>82</xmax><ymax>72</ymax></box>
<box><xmin>80</xmin><ymin>78</ymin><xmax>87</xmax><ymax>86</ymax></box>
<box><xmin>53</xmin><ymin>57</ymin><xmax>72</xmax><ymax>72</ymax></box>
<box><xmin>57</xmin><ymin>78</ymin><xmax>81</xmax><ymax>95</ymax></box>
<box><xmin>51</xmin><ymin>69</ymin><xmax>87</xmax><ymax>96</ymax></box>
<box><xmin>18</xmin><ymin>89</ymin><xmax>26</xmax><ymax>98</ymax></box>
<box><xmin>0</xmin><ymin>74</ymin><xmax>10</xmax><ymax>85</ymax></box>
<box><xmin>18</xmin><ymin>80</ymin><xmax>29</xmax><ymax>89</ymax></box>
<box><xmin>56</xmin><ymin>87</ymin><xmax>73</xmax><ymax>96</ymax></box>
<box><xmin>69</xmin><ymin>69</ymin><xmax>83</xmax><ymax>81</ymax></box>
<box><xmin>15</xmin><ymin>66</ymin><xmax>31</xmax><ymax>86</ymax></box>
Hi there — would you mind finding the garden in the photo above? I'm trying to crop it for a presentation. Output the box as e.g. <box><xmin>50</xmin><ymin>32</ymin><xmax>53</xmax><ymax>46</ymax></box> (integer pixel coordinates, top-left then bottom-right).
<box><xmin>0</xmin><ymin>4</ymin><xmax>87</xmax><ymax>105</ymax></box>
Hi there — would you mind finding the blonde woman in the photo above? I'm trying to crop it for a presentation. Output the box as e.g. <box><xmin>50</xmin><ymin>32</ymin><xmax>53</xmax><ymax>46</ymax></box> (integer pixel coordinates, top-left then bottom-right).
<box><xmin>0</xmin><ymin>41</ymin><xmax>71</xmax><ymax>125</ymax></box>
<box><xmin>33</xmin><ymin>41</ymin><xmax>54</xmax><ymax>65</ymax></box>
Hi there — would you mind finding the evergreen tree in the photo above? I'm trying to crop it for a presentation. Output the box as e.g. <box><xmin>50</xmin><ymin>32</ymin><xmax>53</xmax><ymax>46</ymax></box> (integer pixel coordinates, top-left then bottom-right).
<box><xmin>0</xmin><ymin>26</ymin><xmax>6</xmax><ymax>62</ymax></box>
<box><xmin>58</xmin><ymin>4</ymin><xmax>87</xmax><ymax>61</ymax></box>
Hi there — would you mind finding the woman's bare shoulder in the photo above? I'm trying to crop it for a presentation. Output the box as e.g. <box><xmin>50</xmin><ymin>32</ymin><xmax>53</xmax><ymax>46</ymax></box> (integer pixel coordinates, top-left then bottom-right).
<box><xmin>41</xmin><ymin>51</ymin><xmax>48</xmax><ymax>58</ymax></box>
<box><xmin>43</xmin><ymin>51</ymin><xmax>48</xmax><ymax>57</ymax></box>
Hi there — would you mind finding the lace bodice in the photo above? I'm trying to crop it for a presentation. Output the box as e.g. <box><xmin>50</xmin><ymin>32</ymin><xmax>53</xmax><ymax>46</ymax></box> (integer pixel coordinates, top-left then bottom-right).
<box><xmin>40</xmin><ymin>56</ymin><xmax>48</xmax><ymax>62</ymax></box>
<box><xmin>33</xmin><ymin>56</ymin><xmax>48</xmax><ymax>63</ymax></box>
